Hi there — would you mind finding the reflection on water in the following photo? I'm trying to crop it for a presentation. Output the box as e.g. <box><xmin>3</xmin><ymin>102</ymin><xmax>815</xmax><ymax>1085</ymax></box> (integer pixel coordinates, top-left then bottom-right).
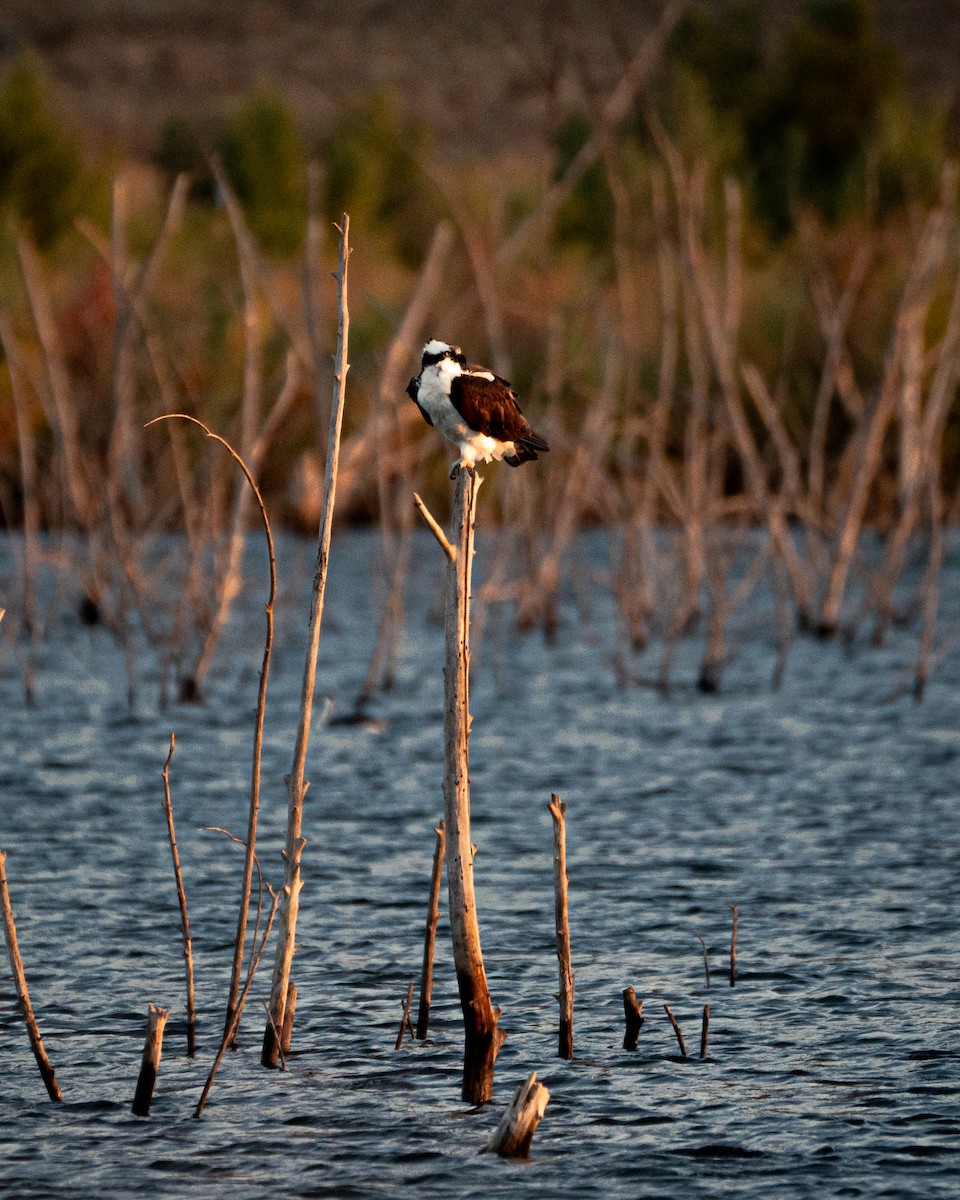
<box><xmin>1</xmin><ymin>531</ymin><xmax>959</xmax><ymax>1198</ymax></box>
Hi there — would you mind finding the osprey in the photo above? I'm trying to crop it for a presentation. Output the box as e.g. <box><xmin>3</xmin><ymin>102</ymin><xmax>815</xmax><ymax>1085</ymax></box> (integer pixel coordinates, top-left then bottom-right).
<box><xmin>407</xmin><ymin>339</ymin><xmax>549</xmax><ymax>476</ymax></box>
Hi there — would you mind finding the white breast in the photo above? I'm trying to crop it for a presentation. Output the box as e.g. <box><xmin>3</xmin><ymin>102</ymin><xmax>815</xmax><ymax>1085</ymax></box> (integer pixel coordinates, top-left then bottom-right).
<box><xmin>417</xmin><ymin>364</ymin><xmax>471</xmax><ymax>443</ymax></box>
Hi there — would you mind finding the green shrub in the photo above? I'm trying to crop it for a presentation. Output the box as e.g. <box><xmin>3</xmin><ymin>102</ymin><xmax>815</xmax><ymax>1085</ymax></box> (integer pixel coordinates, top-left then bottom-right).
<box><xmin>154</xmin><ymin>113</ymin><xmax>216</xmax><ymax>203</ymax></box>
<box><xmin>551</xmin><ymin>112</ymin><xmax>615</xmax><ymax>252</ymax></box>
<box><xmin>323</xmin><ymin>92</ymin><xmax>439</xmax><ymax>267</ymax></box>
<box><xmin>218</xmin><ymin>91</ymin><xmax>307</xmax><ymax>255</ymax></box>
<box><xmin>668</xmin><ymin>0</ymin><xmax>764</xmax><ymax>117</ymax></box>
<box><xmin>746</xmin><ymin>0</ymin><xmax>902</xmax><ymax>231</ymax></box>
<box><xmin>0</xmin><ymin>53</ymin><xmax>83</xmax><ymax>246</ymax></box>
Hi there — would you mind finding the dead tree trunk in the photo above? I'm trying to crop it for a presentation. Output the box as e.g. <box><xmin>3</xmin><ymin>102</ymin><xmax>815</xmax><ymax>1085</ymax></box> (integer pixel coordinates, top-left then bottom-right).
<box><xmin>440</xmin><ymin>468</ymin><xmax>505</xmax><ymax>1103</ymax></box>
<box><xmin>0</xmin><ymin>852</ymin><xmax>63</xmax><ymax>1102</ymax></box>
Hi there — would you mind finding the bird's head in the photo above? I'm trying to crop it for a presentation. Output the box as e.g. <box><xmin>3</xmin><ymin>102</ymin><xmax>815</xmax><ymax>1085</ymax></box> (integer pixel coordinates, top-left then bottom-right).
<box><xmin>421</xmin><ymin>339</ymin><xmax>467</xmax><ymax>371</ymax></box>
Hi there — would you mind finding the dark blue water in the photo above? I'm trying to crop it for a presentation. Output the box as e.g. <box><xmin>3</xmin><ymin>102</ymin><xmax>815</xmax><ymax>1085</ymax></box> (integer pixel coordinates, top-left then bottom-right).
<box><xmin>1</xmin><ymin>531</ymin><xmax>959</xmax><ymax>1198</ymax></box>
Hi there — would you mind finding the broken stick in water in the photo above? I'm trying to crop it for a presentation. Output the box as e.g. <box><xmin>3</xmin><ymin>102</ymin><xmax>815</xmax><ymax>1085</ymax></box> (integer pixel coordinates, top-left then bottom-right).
<box><xmin>160</xmin><ymin>733</ymin><xmax>196</xmax><ymax>1055</ymax></box>
<box><xmin>663</xmin><ymin>1004</ymin><xmax>687</xmax><ymax>1057</ymax></box>
<box><xmin>548</xmin><ymin>794</ymin><xmax>574</xmax><ymax>1059</ymax></box>
<box><xmin>0</xmin><ymin>851</ymin><xmax>63</xmax><ymax>1102</ymax></box>
<box><xmin>700</xmin><ymin>1004</ymin><xmax>710</xmax><ymax>1059</ymax></box>
<box><xmin>281</xmin><ymin>981</ymin><xmax>297</xmax><ymax>1055</ymax></box>
<box><xmin>132</xmin><ymin>1003</ymin><xmax>171</xmax><ymax>1116</ymax></box>
<box><xmin>695</xmin><ymin>931</ymin><xmax>710</xmax><ymax>988</ymax></box>
<box><xmin>622</xmin><ymin>987</ymin><xmax>644</xmax><ymax>1050</ymax></box>
<box><xmin>416</xmin><ymin>820</ymin><xmax>445</xmax><ymax>1041</ymax></box>
<box><xmin>484</xmin><ymin>1072</ymin><xmax>550</xmax><ymax>1158</ymax></box>
<box><xmin>395</xmin><ymin>982</ymin><xmax>415</xmax><ymax>1050</ymax></box>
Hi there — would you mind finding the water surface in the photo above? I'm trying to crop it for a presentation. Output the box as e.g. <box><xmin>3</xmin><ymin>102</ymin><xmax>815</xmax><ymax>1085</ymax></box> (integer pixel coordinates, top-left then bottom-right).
<box><xmin>1</xmin><ymin>531</ymin><xmax>959</xmax><ymax>1197</ymax></box>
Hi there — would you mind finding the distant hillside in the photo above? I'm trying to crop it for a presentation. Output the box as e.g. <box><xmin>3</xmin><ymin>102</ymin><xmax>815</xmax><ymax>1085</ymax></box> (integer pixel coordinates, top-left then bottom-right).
<box><xmin>1</xmin><ymin>0</ymin><xmax>958</xmax><ymax>162</ymax></box>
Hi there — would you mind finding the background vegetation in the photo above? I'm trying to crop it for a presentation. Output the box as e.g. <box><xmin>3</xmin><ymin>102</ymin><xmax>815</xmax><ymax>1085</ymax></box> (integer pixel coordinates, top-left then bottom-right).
<box><xmin>0</xmin><ymin>0</ymin><xmax>958</xmax><ymax>696</ymax></box>
<box><xmin>0</xmin><ymin>0</ymin><xmax>955</xmax><ymax>522</ymax></box>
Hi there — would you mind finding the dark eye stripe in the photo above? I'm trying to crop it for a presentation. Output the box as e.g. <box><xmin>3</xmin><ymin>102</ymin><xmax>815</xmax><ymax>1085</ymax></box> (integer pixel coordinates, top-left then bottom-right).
<box><xmin>421</xmin><ymin>349</ymin><xmax>446</xmax><ymax>367</ymax></box>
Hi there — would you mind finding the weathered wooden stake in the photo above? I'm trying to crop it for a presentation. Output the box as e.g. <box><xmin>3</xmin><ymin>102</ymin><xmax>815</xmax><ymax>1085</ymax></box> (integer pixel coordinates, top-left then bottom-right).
<box><xmin>160</xmin><ymin>733</ymin><xmax>196</xmax><ymax>1055</ymax></box>
<box><xmin>664</xmin><ymin>1004</ymin><xmax>687</xmax><ymax>1057</ymax></box>
<box><xmin>700</xmin><ymin>1004</ymin><xmax>710</xmax><ymax>1059</ymax></box>
<box><xmin>622</xmin><ymin>986</ymin><xmax>644</xmax><ymax>1050</ymax></box>
<box><xmin>548</xmin><ymin>794</ymin><xmax>574</xmax><ymax>1059</ymax></box>
<box><xmin>132</xmin><ymin>1004</ymin><xmax>171</xmax><ymax>1116</ymax></box>
<box><xmin>420</xmin><ymin>467</ymin><xmax>505</xmax><ymax>1103</ymax></box>
<box><xmin>730</xmin><ymin>904</ymin><xmax>739</xmax><ymax>987</ymax></box>
<box><xmin>395</xmin><ymin>982</ymin><xmax>415</xmax><ymax>1050</ymax></box>
<box><xmin>416</xmin><ymin>820</ymin><xmax>445</xmax><ymax>1040</ymax></box>
<box><xmin>484</xmin><ymin>1072</ymin><xmax>550</xmax><ymax>1158</ymax></box>
<box><xmin>0</xmin><ymin>851</ymin><xmax>63</xmax><ymax>1102</ymax></box>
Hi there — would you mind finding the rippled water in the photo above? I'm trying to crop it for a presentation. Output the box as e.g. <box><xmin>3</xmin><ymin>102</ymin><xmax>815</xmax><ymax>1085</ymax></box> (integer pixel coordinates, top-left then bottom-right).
<box><xmin>1</xmin><ymin>530</ymin><xmax>959</xmax><ymax>1198</ymax></box>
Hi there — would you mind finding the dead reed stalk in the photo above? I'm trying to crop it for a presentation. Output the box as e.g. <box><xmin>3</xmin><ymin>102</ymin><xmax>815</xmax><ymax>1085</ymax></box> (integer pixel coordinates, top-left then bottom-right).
<box><xmin>663</xmin><ymin>1004</ymin><xmax>687</xmax><ymax>1057</ymax></box>
<box><xmin>0</xmin><ymin>313</ymin><xmax>40</xmax><ymax>703</ymax></box>
<box><xmin>820</xmin><ymin>166</ymin><xmax>956</xmax><ymax>635</ymax></box>
<box><xmin>262</xmin><ymin>214</ymin><xmax>351</xmax><ymax>1068</ymax></box>
<box><xmin>0</xmin><ymin>851</ymin><xmax>63</xmax><ymax>1101</ymax></box>
<box><xmin>160</xmin><ymin>733</ymin><xmax>196</xmax><ymax>1055</ymax></box>
<box><xmin>395</xmin><ymin>982</ymin><xmax>415</xmax><ymax>1050</ymax></box>
<box><xmin>548</xmin><ymin>794</ymin><xmax>574</xmax><ymax>1060</ymax></box>
<box><xmin>416</xmin><ymin>821</ymin><xmax>446</xmax><ymax>1041</ymax></box>
<box><xmin>146</xmin><ymin>414</ymin><xmax>277</xmax><ymax>1046</ymax></box>
<box><xmin>195</xmin><ymin>883</ymin><xmax>279</xmax><ymax>1118</ymax></box>
<box><xmin>356</xmin><ymin>221</ymin><xmax>454</xmax><ymax>714</ymax></box>
<box><xmin>914</xmin><ymin>471</ymin><xmax>946</xmax><ymax>701</ymax></box>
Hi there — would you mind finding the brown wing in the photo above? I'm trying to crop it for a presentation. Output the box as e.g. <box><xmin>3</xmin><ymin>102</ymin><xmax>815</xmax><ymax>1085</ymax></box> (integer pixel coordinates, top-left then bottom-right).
<box><xmin>449</xmin><ymin>373</ymin><xmax>536</xmax><ymax>442</ymax></box>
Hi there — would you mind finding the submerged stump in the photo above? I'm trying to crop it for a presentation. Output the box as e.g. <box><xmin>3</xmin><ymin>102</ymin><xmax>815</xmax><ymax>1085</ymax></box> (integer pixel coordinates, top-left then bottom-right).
<box><xmin>132</xmin><ymin>1004</ymin><xmax>171</xmax><ymax>1117</ymax></box>
<box><xmin>485</xmin><ymin>1072</ymin><xmax>550</xmax><ymax>1158</ymax></box>
<box><xmin>622</xmin><ymin>987</ymin><xmax>644</xmax><ymax>1051</ymax></box>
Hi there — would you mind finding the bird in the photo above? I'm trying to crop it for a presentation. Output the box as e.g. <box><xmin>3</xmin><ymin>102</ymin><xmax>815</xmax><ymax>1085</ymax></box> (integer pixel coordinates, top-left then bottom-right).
<box><xmin>407</xmin><ymin>339</ymin><xmax>549</xmax><ymax>477</ymax></box>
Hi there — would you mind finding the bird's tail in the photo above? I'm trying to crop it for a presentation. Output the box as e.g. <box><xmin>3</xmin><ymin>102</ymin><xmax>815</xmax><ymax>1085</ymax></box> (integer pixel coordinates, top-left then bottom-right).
<box><xmin>505</xmin><ymin>432</ymin><xmax>549</xmax><ymax>466</ymax></box>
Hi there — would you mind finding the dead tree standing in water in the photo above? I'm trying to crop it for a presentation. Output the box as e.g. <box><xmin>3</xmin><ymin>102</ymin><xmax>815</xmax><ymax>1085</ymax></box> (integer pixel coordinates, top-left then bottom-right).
<box><xmin>418</xmin><ymin>469</ymin><xmax>505</xmax><ymax>1103</ymax></box>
